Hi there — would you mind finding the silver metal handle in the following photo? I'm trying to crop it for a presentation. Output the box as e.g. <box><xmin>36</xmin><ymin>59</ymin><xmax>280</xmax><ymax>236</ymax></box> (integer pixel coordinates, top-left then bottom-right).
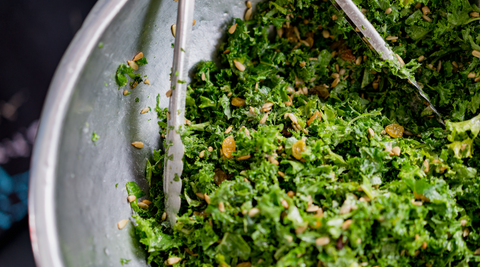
<box><xmin>333</xmin><ymin>0</ymin><xmax>394</xmax><ymax>62</ymax></box>
<box><xmin>332</xmin><ymin>0</ymin><xmax>444</xmax><ymax>125</ymax></box>
<box><xmin>164</xmin><ymin>0</ymin><xmax>195</xmax><ymax>226</ymax></box>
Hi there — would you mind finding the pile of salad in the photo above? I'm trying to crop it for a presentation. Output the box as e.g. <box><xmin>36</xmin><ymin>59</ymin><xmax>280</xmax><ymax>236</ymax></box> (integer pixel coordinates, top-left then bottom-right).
<box><xmin>125</xmin><ymin>0</ymin><xmax>480</xmax><ymax>266</ymax></box>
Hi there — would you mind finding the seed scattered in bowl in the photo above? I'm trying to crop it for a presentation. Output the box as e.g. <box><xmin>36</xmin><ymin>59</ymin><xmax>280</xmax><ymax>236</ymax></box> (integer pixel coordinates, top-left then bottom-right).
<box><xmin>127</xmin><ymin>195</ymin><xmax>136</xmax><ymax>202</ymax></box>
<box><xmin>140</xmin><ymin>107</ymin><xmax>150</xmax><ymax>114</ymax></box>
<box><xmin>368</xmin><ymin>128</ymin><xmax>375</xmax><ymax>138</ymax></box>
<box><xmin>228</xmin><ymin>23</ymin><xmax>237</xmax><ymax>34</ymax></box>
<box><xmin>421</xmin><ymin>6</ymin><xmax>430</xmax><ymax>15</ymax></box>
<box><xmin>315</xmin><ymin>237</ymin><xmax>330</xmax><ymax>246</ymax></box>
<box><xmin>386</xmin><ymin>36</ymin><xmax>398</xmax><ymax>41</ymax></box>
<box><xmin>248</xmin><ymin>208</ymin><xmax>260</xmax><ymax>217</ymax></box>
<box><xmin>131</xmin><ymin>141</ymin><xmax>144</xmax><ymax>149</ymax></box>
<box><xmin>144</xmin><ymin>79</ymin><xmax>150</xmax><ymax>85</ymax></box>
<box><xmin>204</xmin><ymin>194</ymin><xmax>211</xmax><ymax>204</ymax></box>
<box><xmin>166</xmin><ymin>257</ymin><xmax>182</xmax><ymax>265</ymax></box>
<box><xmin>117</xmin><ymin>219</ymin><xmax>129</xmax><ymax>230</ymax></box>
<box><xmin>259</xmin><ymin>112</ymin><xmax>269</xmax><ymax>124</ymax></box>
<box><xmin>234</xmin><ymin>60</ymin><xmax>246</xmax><ymax>71</ymax></box>
<box><xmin>132</xmin><ymin>52</ymin><xmax>143</xmax><ymax>61</ymax></box>
<box><xmin>138</xmin><ymin>202</ymin><xmax>149</xmax><ymax>209</ymax></box>
<box><xmin>131</xmin><ymin>81</ymin><xmax>138</xmax><ymax>89</ymax></box>
<box><xmin>237</xmin><ymin>154</ymin><xmax>251</xmax><ymax>161</ymax></box>
<box><xmin>245</xmin><ymin>8</ymin><xmax>252</xmax><ymax>21</ymax></box>
<box><xmin>395</xmin><ymin>54</ymin><xmax>405</xmax><ymax>67</ymax></box>
<box><xmin>473</xmin><ymin>50</ymin><xmax>480</xmax><ymax>59</ymax></box>
<box><xmin>306</xmin><ymin>205</ymin><xmax>319</xmax><ymax>212</ymax></box>
<box><xmin>218</xmin><ymin>202</ymin><xmax>225</xmax><ymax>212</ymax></box>
<box><xmin>422</xmin><ymin>15</ymin><xmax>432</xmax><ymax>22</ymax></box>
<box><xmin>127</xmin><ymin>60</ymin><xmax>138</xmax><ymax>71</ymax></box>
<box><xmin>171</xmin><ymin>24</ymin><xmax>176</xmax><ymax>37</ymax></box>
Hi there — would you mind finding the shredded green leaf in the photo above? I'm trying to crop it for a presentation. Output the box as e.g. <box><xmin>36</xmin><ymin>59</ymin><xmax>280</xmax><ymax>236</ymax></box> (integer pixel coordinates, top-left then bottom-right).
<box><xmin>129</xmin><ymin>0</ymin><xmax>480</xmax><ymax>266</ymax></box>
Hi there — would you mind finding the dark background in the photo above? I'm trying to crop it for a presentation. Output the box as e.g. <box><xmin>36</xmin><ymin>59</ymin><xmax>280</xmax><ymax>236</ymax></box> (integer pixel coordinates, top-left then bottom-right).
<box><xmin>0</xmin><ymin>0</ymin><xmax>97</xmax><ymax>265</ymax></box>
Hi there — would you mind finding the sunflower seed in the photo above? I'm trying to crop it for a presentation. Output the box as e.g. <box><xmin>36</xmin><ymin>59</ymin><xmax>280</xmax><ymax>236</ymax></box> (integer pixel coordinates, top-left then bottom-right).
<box><xmin>237</xmin><ymin>154</ymin><xmax>251</xmax><ymax>161</ymax></box>
<box><xmin>368</xmin><ymin>127</ymin><xmax>375</xmax><ymax>138</ymax></box>
<box><xmin>228</xmin><ymin>23</ymin><xmax>237</xmax><ymax>34</ymax></box>
<box><xmin>473</xmin><ymin>50</ymin><xmax>480</xmax><ymax>59</ymax></box>
<box><xmin>234</xmin><ymin>60</ymin><xmax>246</xmax><ymax>71</ymax></box>
<box><xmin>117</xmin><ymin>219</ymin><xmax>129</xmax><ymax>230</ymax></box>
<box><xmin>259</xmin><ymin>112</ymin><xmax>269</xmax><ymax>124</ymax></box>
<box><xmin>166</xmin><ymin>257</ymin><xmax>182</xmax><ymax>265</ymax></box>
<box><xmin>306</xmin><ymin>205</ymin><xmax>319</xmax><ymax>212</ymax></box>
<box><xmin>131</xmin><ymin>141</ymin><xmax>144</xmax><ymax>149</ymax></box>
<box><xmin>132</xmin><ymin>52</ymin><xmax>143</xmax><ymax>61</ymax></box>
<box><xmin>342</xmin><ymin>219</ymin><xmax>353</xmax><ymax>230</ymax></box>
<box><xmin>421</xmin><ymin>6</ymin><xmax>430</xmax><ymax>15</ymax></box>
<box><xmin>127</xmin><ymin>60</ymin><xmax>138</xmax><ymax>71</ymax></box>
<box><xmin>171</xmin><ymin>24</ymin><xmax>176</xmax><ymax>37</ymax></box>
<box><xmin>204</xmin><ymin>194</ymin><xmax>211</xmax><ymax>204</ymax></box>
<box><xmin>322</xmin><ymin>29</ymin><xmax>330</xmax><ymax>38</ymax></box>
<box><xmin>248</xmin><ymin>207</ymin><xmax>260</xmax><ymax>217</ymax></box>
<box><xmin>127</xmin><ymin>195</ymin><xmax>136</xmax><ymax>202</ymax></box>
<box><xmin>315</xmin><ymin>237</ymin><xmax>330</xmax><ymax>246</ymax></box>
<box><xmin>219</xmin><ymin>202</ymin><xmax>225</xmax><ymax>212</ymax></box>
<box><xmin>245</xmin><ymin>8</ymin><xmax>252</xmax><ymax>21</ymax></box>
<box><xmin>138</xmin><ymin>202</ymin><xmax>149</xmax><ymax>209</ymax></box>
<box><xmin>392</xmin><ymin>146</ymin><xmax>401</xmax><ymax>156</ymax></box>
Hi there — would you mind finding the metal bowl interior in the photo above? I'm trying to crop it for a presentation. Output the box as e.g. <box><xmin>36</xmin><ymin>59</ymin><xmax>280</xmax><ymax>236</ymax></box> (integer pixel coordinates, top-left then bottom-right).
<box><xmin>28</xmin><ymin>0</ymin><xmax>259</xmax><ymax>266</ymax></box>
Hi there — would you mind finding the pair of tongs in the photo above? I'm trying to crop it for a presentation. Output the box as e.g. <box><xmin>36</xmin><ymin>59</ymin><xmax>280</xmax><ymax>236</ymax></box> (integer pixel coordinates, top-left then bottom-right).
<box><xmin>163</xmin><ymin>0</ymin><xmax>195</xmax><ymax>226</ymax></box>
<box><xmin>331</xmin><ymin>0</ymin><xmax>444</xmax><ymax>126</ymax></box>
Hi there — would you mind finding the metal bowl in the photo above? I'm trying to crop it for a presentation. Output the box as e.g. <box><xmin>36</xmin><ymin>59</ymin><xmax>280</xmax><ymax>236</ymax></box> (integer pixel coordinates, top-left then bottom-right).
<box><xmin>28</xmin><ymin>0</ymin><xmax>254</xmax><ymax>266</ymax></box>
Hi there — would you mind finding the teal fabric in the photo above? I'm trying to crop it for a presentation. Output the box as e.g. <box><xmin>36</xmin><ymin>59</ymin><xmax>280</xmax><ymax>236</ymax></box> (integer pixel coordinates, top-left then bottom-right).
<box><xmin>0</xmin><ymin>167</ymin><xmax>28</xmax><ymax>230</ymax></box>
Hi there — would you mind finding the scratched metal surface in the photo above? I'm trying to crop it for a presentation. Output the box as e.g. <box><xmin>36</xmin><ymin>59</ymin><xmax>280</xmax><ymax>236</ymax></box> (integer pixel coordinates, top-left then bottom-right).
<box><xmin>29</xmin><ymin>0</ymin><xmax>261</xmax><ymax>266</ymax></box>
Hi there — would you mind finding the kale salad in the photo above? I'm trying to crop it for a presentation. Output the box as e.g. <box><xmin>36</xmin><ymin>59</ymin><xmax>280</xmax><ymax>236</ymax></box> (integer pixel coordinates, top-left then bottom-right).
<box><xmin>125</xmin><ymin>0</ymin><xmax>480</xmax><ymax>265</ymax></box>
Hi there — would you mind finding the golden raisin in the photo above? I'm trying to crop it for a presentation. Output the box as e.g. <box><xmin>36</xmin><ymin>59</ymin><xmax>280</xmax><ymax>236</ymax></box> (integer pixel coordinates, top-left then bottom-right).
<box><xmin>307</xmin><ymin>111</ymin><xmax>321</xmax><ymax>126</ymax></box>
<box><xmin>385</xmin><ymin>123</ymin><xmax>404</xmax><ymax>138</ymax></box>
<box><xmin>231</xmin><ymin>97</ymin><xmax>246</xmax><ymax>107</ymax></box>
<box><xmin>292</xmin><ymin>139</ymin><xmax>307</xmax><ymax>160</ymax></box>
<box><xmin>222</xmin><ymin>136</ymin><xmax>236</xmax><ymax>159</ymax></box>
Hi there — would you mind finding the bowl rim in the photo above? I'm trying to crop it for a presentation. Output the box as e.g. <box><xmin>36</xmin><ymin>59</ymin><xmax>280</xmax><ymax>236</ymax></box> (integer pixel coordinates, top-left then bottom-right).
<box><xmin>27</xmin><ymin>1</ymin><xmax>128</xmax><ymax>266</ymax></box>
